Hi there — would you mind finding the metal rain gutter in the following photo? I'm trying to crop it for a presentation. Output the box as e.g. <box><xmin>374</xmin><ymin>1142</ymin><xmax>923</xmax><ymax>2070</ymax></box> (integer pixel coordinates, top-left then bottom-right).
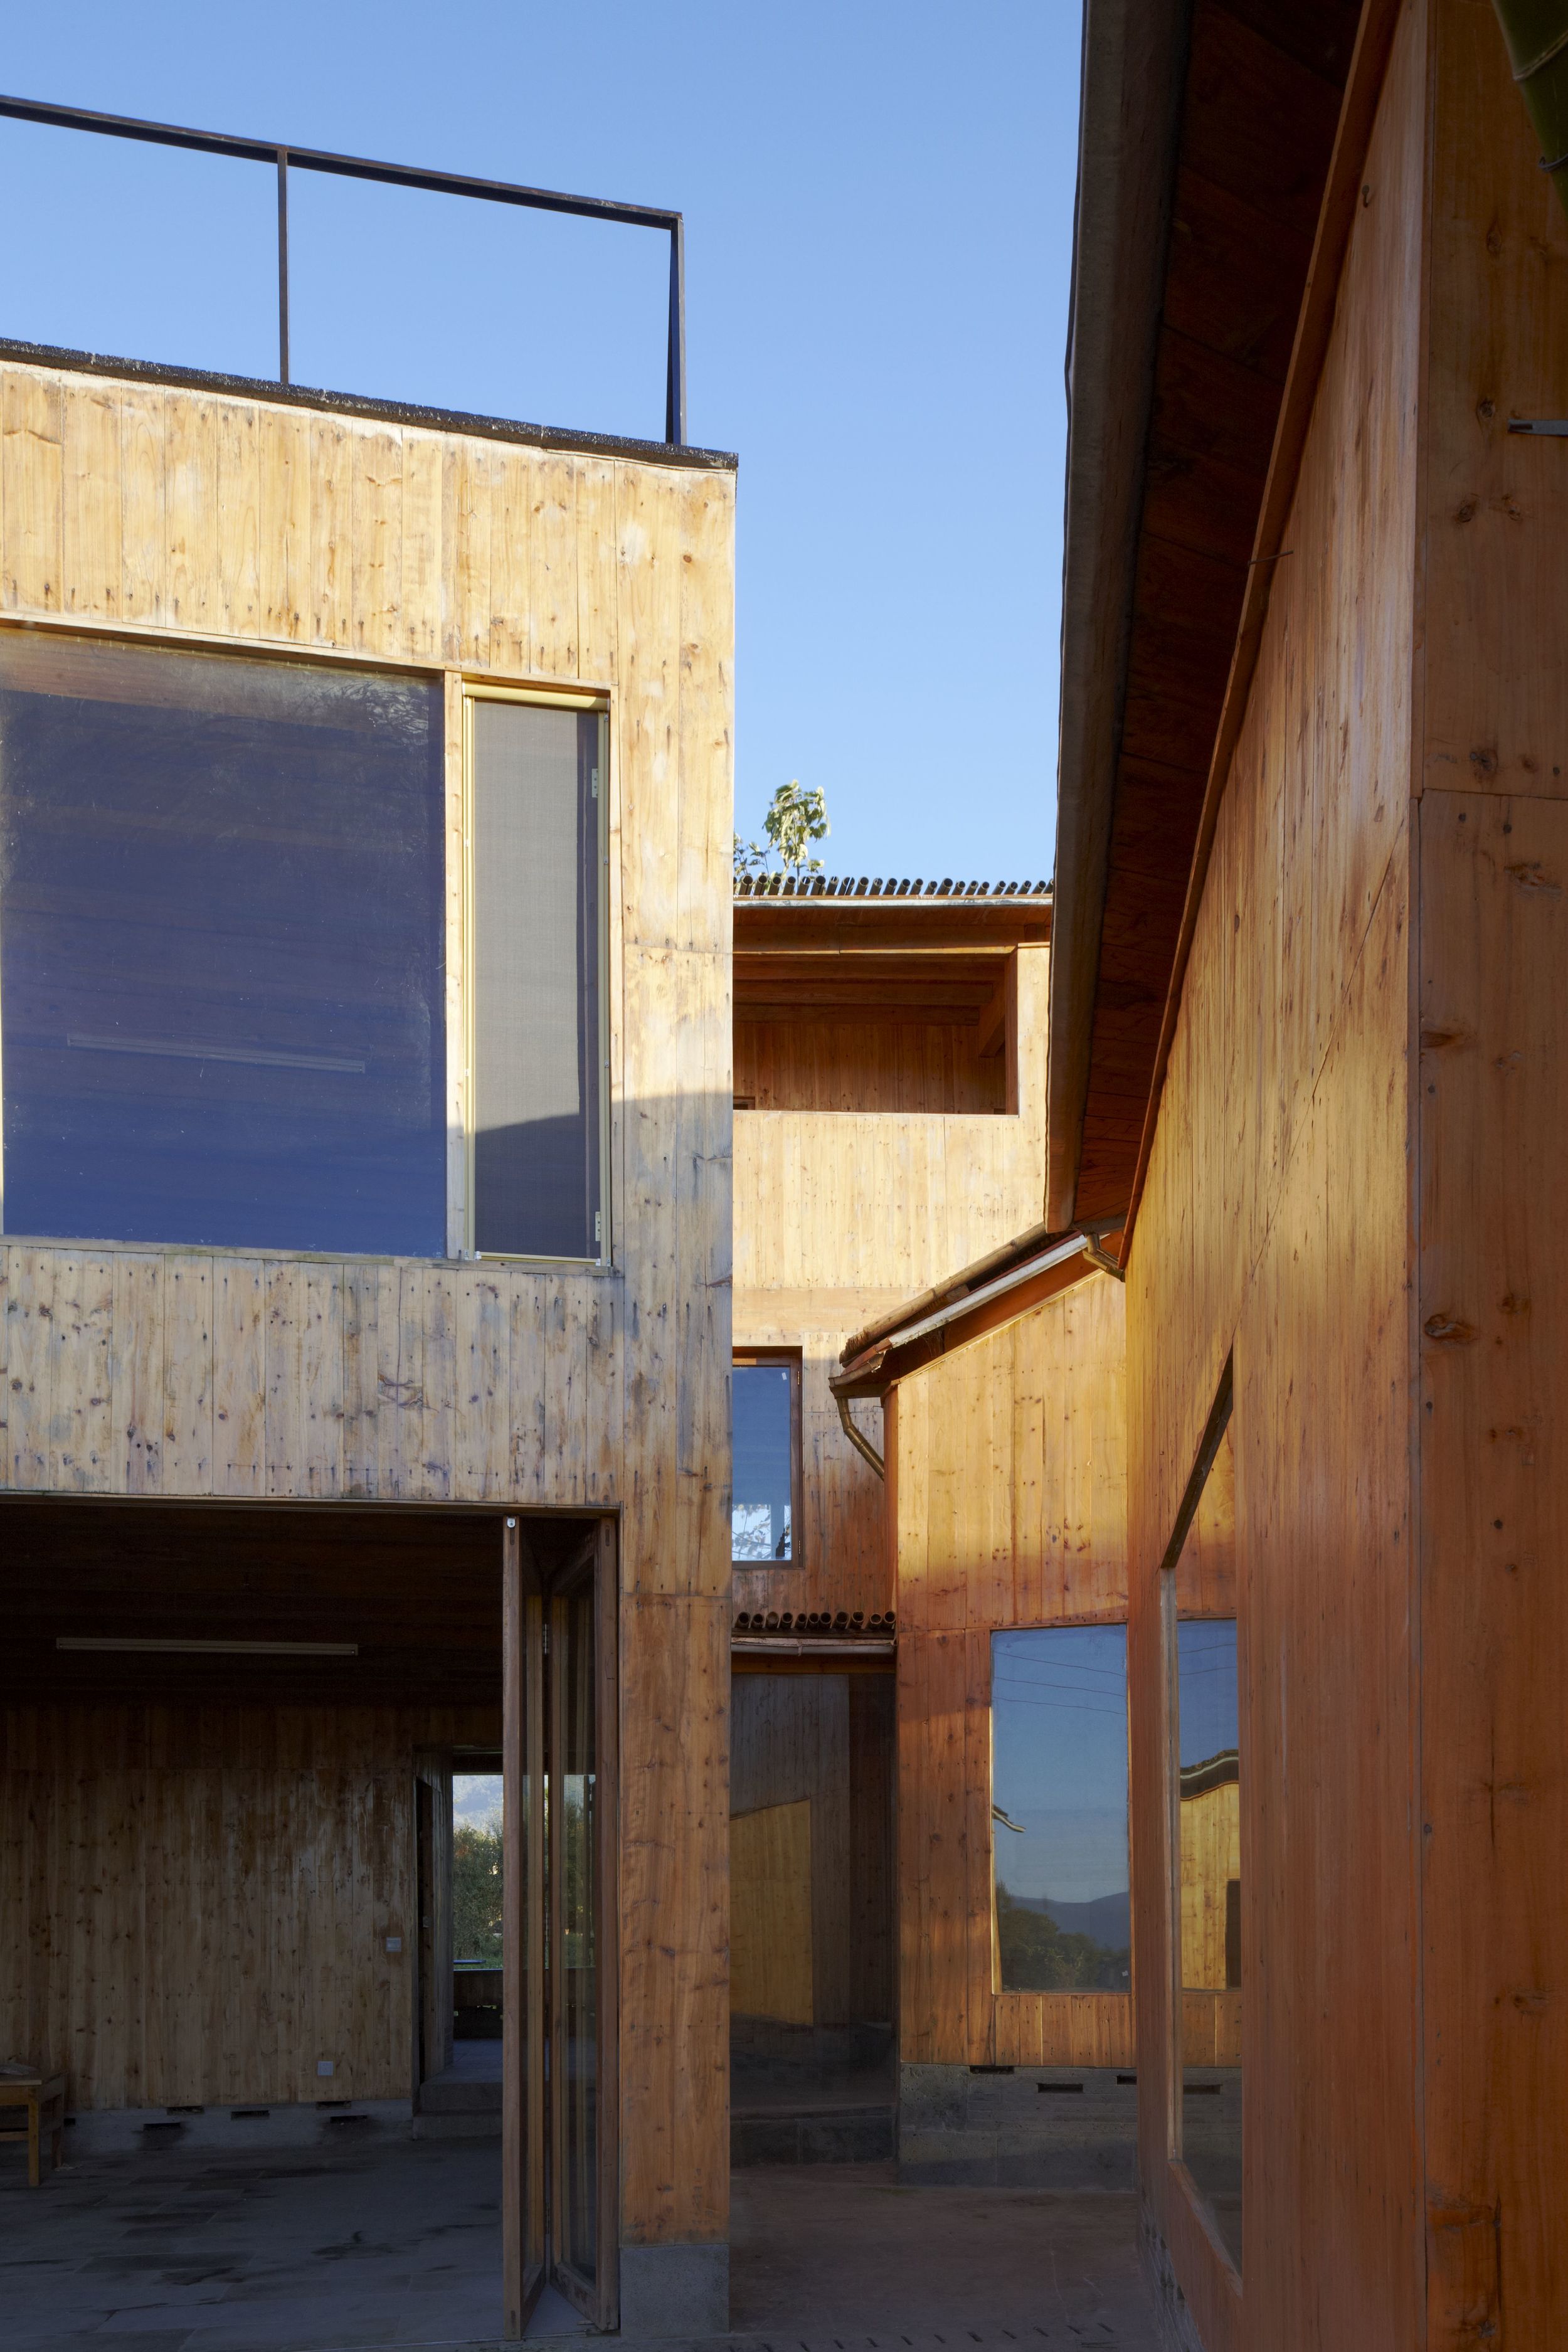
<box><xmin>832</xmin><ymin>1231</ymin><xmax>1094</xmax><ymax>1405</ymax></box>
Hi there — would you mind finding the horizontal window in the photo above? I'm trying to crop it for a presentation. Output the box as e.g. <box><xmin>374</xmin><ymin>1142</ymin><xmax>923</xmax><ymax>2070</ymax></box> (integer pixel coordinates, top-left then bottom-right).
<box><xmin>991</xmin><ymin>1624</ymin><xmax>1130</xmax><ymax>1993</ymax></box>
<box><xmin>0</xmin><ymin>630</ymin><xmax>445</xmax><ymax>1254</ymax></box>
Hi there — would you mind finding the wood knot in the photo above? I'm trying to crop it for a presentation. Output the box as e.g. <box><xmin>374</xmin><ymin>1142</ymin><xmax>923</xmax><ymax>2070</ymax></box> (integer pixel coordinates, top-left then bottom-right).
<box><xmin>1453</xmin><ymin>497</ymin><xmax>1477</xmax><ymax>524</ymax></box>
<box><xmin>1507</xmin><ymin>860</ymin><xmax>1560</xmax><ymax>893</ymax></box>
<box><xmin>1424</xmin><ymin>1314</ymin><xmax>1477</xmax><ymax>1345</ymax></box>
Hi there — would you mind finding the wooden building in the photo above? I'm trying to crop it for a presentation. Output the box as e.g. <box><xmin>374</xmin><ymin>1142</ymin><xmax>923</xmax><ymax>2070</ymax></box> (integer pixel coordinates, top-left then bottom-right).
<box><xmin>0</xmin><ymin>331</ymin><xmax>734</xmax><ymax>2335</ymax></box>
<box><xmin>727</xmin><ymin>877</ymin><xmax>1052</xmax><ymax>2158</ymax></box>
<box><xmin>830</xmin><ymin>1</ymin><xmax>1568</xmax><ymax>2340</ymax></box>
<box><xmin>1051</xmin><ymin>0</ymin><xmax>1568</xmax><ymax>2339</ymax></box>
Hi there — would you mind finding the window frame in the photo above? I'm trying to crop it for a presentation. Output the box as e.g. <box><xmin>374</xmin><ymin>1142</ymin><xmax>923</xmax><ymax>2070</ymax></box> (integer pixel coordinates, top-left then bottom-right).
<box><xmin>1159</xmin><ymin>1355</ymin><xmax>1241</xmax><ymax>2274</ymax></box>
<box><xmin>460</xmin><ymin>682</ymin><xmax>612</xmax><ymax>1269</ymax></box>
<box><xmin>731</xmin><ymin>1347</ymin><xmax>804</xmax><ymax>1571</ymax></box>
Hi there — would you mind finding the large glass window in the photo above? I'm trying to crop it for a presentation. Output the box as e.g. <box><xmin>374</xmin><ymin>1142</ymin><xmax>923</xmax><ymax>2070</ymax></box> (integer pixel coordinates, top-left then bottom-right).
<box><xmin>0</xmin><ymin>628</ymin><xmax>445</xmax><ymax>1254</ymax></box>
<box><xmin>469</xmin><ymin>698</ymin><xmax>603</xmax><ymax>1261</ymax></box>
<box><xmin>732</xmin><ymin>1355</ymin><xmax>799</xmax><ymax>1562</ymax></box>
<box><xmin>990</xmin><ymin>1624</ymin><xmax>1131</xmax><ymax>1991</ymax></box>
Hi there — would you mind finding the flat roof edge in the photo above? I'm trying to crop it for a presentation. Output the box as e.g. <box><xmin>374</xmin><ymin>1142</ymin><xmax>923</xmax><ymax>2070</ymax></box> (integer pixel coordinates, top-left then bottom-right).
<box><xmin>0</xmin><ymin>337</ymin><xmax>739</xmax><ymax>472</ymax></box>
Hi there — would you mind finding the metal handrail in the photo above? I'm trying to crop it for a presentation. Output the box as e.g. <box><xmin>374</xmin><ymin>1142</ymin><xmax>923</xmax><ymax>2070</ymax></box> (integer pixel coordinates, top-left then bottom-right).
<box><xmin>0</xmin><ymin>92</ymin><xmax>687</xmax><ymax>445</ymax></box>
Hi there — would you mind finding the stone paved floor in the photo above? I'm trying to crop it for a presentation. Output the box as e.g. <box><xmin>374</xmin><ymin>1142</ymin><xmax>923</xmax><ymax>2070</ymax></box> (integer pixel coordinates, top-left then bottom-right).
<box><xmin>4</xmin><ymin>2136</ymin><xmax>1158</xmax><ymax>2350</ymax></box>
<box><xmin>729</xmin><ymin>2163</ymin><xmax>1158</xmax><ymax>2347</ymax></box>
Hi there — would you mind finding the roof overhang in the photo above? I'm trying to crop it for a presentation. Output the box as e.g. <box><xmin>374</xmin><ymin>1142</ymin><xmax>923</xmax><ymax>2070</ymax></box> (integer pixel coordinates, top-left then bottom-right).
<box><xmin>1048</xmin><ymin>0</ymin><xmax>1389</xmax><ymax>1241</ymax></box>
<box><xmin>832</xmin><ymin>1222</ymin><xmax>1123</xmax><ymax>1402</ymax></box>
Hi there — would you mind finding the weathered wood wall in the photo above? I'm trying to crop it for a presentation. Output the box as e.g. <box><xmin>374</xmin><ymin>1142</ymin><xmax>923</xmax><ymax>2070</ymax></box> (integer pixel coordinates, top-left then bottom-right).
<box><xmin>733</xmin><ymin>946</ymin><xmax>1049</xmax><ymax>1622</ymax></box>
<box><xmin>0</xmin><ymin>359</ymin><xmax>735</xmax><ymax>2264</ymax></box>
<box><xmin>0</xmin><ymin>1703</ymin><xmax>497</xmax><ymax>2111</ymax></box>
<box><xmin>893</xmin><ymin>1273</ymin><xmax>1130</xmax><ymax>2070</ymax></box>
<box><xmin>1124</xmin><ymin>4</ymin><xmax>1424</xmax><ymax>2344</ymax></box>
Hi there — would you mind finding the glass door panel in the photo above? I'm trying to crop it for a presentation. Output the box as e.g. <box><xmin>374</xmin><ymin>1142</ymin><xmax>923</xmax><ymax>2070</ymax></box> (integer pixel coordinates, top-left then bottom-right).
<box><xmin>502</xmin><ymin>1551</ymin><xmax>546</xmax><ymax>2335</ymax></box>
<box><xmin>551</xmin><ymin>1581</ymin><xmax>599</xmax><ymax>2301</ymax></box>
<box><xmin>502</xmin><ymin>1520</ymin><xmax>616</xmax><ymax>2340</ymax></box>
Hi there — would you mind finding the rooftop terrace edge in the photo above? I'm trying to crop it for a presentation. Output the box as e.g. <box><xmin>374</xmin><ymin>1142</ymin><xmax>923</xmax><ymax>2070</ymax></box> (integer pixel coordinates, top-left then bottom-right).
<box><xmin>0</xmin><ymin>336</ymin><xmax>739</xmax><ymax>472</ymax></box>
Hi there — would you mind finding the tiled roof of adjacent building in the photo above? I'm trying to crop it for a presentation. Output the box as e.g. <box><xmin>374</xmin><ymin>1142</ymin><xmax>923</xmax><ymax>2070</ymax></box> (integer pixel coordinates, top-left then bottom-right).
<box><xmin>733</xmin><ymin>873</ymin><xmax>1052</xmax><ymax>900</ymax></box>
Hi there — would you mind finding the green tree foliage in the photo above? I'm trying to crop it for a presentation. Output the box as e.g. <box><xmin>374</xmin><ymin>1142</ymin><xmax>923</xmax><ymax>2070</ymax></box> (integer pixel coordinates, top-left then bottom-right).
<box><xmin>453</xmin><ymin>1818</ymin><xmax>504</xmax><ymax>1964</ymax></box>
<box><xmin>995</xmin><ymin>1883</ymin><xmax>1130</xmax><ymax>1993</ymax></box>
<box><xmin>734</xmin><ymin>780</ymin><xmax>830</xmax><ymax>882</ymax></box>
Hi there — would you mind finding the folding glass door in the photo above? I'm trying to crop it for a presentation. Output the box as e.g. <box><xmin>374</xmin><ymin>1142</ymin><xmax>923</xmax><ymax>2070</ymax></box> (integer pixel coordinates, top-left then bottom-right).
<box><xmin>502</xmin><ymin>1519</ymin><xmax>617</xmax><ymax>2337</ymax></box>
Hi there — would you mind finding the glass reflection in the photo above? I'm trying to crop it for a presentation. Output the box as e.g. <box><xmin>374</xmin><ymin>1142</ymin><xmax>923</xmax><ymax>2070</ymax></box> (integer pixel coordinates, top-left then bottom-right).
<box><xmin>554</xmin><ymin>1584</ymin><xmax>597</xmax><ymax>2286</ymax></box>
<box><xmin>733</xmin><ymin>1362</ymin><xmax>795</xmax><ymax>1560</ymax></box>
<box><xmin>1175</xmin><ymin>1616</ymin><xmax>1241</xmax><ymax>2268</ymax></box>
<box><xmin>0</xmin><ymin>628</ymin><xmax>445</xmax><ymax>1254</ymax></box>
<box><xmin>990</xmin><ymin>1626</ymin><xmax>1130</xmax><ymax>1991</ymax></box>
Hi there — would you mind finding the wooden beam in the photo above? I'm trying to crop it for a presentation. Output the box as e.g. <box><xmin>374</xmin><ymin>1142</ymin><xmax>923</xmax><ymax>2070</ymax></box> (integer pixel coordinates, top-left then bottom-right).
<box><xmin>974</xmin><ymin>958</ymin><xmax>1013</xmax><ymax>1059</ymax></box>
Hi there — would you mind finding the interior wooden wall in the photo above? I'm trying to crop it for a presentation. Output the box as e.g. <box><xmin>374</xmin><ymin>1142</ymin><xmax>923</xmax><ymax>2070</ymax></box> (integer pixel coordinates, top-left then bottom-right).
<box><xmin>734</xmin><ymin>1020</ymin><xmax>1005</xmax><ymax>1115</ymax></box>
<box><xmin>732</xmin><ymin>945</ymin><xmax>1049</xmax><ymax>1622</ymax></box>
<box><xmin>729</xmin><ymin>1672</ymin><xmax>894</xmax><ymax>2028</ymax></box>
<box><xmin>892</xmin><ymin>1272</ymin><xmax>1130</xmax><ymax>2069</ymax></box>
<box><xmin>0</xmin><ymin>359</ymin><xmax>734</xmax><ymax>2260</ymax></box>
<box><xmin>1123</xmin><ymin>9</ymin><xmax>1426</xmax><ymax>2346</ymax></box>
<box><xmin>0</xmin><ymin>1702</ymin><xmax>497</xmax><ymax>2111</ymax></box>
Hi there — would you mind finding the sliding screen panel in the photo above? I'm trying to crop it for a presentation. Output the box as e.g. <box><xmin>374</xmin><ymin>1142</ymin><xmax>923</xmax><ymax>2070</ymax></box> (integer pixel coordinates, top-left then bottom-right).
<box><xmin>470</xmin><ymin>700</ymin><xmax>603</xmax><ymax>1261</ymax></box>
<box><xmin>0</xmin><ymin>628</ymin><xmax>445</xmax><ymax>1253</ymax></box>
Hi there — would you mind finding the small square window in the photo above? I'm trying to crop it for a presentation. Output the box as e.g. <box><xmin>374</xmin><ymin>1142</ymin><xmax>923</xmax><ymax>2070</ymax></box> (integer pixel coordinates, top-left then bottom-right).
<box><xmin>732</xmin><ymin>1353</ymin><xmax>802</xmax><ymax>1565</ymax></box>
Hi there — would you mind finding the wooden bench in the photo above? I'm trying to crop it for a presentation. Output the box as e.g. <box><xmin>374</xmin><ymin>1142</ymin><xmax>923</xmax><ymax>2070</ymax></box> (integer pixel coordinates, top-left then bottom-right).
<box><xmin>0</xmin><ymin>2067</ymin><xmax>66</xmax><ymax>2185</ymax></box>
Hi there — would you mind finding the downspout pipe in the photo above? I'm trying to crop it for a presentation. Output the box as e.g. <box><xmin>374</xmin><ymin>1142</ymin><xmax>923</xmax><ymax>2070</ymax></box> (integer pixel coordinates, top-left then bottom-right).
<box><xmin>836</xmin><ymin>1388</ymin><xmax>886</xmax><ymax>1481</ymax></box>
<box><xmin>1489</xmin><ymin>0</ymin><xmax>1568</xmax><ymax>214</ymax></box>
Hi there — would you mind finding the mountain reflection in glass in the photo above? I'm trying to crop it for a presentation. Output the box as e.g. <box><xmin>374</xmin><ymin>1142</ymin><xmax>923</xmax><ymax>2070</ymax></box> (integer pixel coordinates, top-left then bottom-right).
<box><xmin>990</xmin><ymin>1625</ymin><xmax>1130</xmax><ymax>1991</ymax></box>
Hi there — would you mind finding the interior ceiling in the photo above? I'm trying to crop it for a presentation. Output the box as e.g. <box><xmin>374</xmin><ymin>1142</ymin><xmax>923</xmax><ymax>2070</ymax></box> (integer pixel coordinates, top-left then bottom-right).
<box><xmin>0</xmin><ymin>1500</ymin><xmax>596</xmax><ymax>1707</ymax></box>
<box><xmin>1072</xmin><ymin>0</ymin><xmax>1359</xmax><ymax>1222</ymax></box>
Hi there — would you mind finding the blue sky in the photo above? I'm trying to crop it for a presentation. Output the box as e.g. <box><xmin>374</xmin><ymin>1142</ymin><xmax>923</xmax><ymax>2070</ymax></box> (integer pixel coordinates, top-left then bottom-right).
<box><xmin>0</xmin><ymin>0</ymin><xmax>1079</xmax><ymax>883</ymax></box>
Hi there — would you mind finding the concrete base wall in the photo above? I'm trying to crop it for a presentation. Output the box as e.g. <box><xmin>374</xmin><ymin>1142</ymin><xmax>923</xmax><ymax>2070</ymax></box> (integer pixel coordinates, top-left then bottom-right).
<box><xmin>60</xmin><ymin>2099</ymin><xmax>415</xmax><ymax>2159</ymax></box>
<box><xmin>898</xmin><ymin>2063</ymin><xmax>1138</xmax><ymax>2188</ymax></box>
<box><xmin>618</xmin><ymin>2240</ymin><xmax>730</xmax><ymax>2337</ymax></box>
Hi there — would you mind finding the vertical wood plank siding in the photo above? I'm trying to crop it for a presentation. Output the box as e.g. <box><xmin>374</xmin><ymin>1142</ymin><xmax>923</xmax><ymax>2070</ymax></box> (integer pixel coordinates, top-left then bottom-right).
<box><xmin>1125</xmin><ymin>10</ymin><xmax>1428</xmax><ymax>2349</ymax></box>
<box><xmin>0</xmin><ymin>363</ymin><xmax>734</xmax><ymax>2259</ymax></box>
<box><xmin>894</xmin><ymin>1275</ymin><xmax>1130</xmax><ymax>2069</ymax></box>
<box><xmin>1415</xmin><ymin>3</ymin><xmax>1568</xmax><ymax>2342</ymax></box>
<box><xmin>732</xmin><ymin>945</ymin><xmax>1049</xmax><ymax>1620</ymax></box>
<box><xmin>0</xmin><ymin>1703</ymin><xmax>498</xmax><ymax>2111</ymax></box>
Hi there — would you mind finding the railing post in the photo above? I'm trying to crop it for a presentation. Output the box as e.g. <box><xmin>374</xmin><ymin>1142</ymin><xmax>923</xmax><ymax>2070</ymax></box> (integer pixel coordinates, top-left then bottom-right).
<box><xmin>665</xmin><ymin>216</ymin><xmax>686</xmax><ymax>447</ymax></box>
<box><xmin>277</xmin><ymin>147</ymin><xmax>290</xmax><ymax>384</ymax></box>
